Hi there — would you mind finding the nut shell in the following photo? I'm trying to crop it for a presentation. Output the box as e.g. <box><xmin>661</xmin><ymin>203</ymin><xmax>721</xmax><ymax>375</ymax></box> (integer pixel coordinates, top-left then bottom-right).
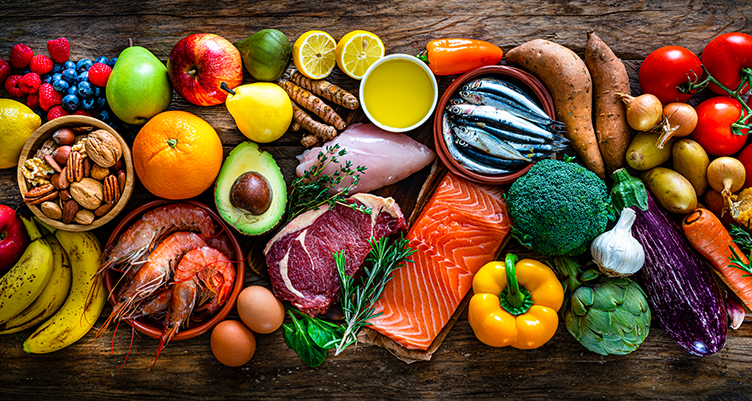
<box><xmin>70</xmin><ymin>178</ymin><xmax>104</xmax><ymax>210</ymax></box>
<box><xmin>90</xmin><ymin>164</ymin><xmax>109</xmax><ymax>181</ymax></box>
<box><xmin>66</xmin><ymin>151</ymin><xmax>83</xmax><ymax>183</ymax></box>
<box><xmin>103</xmin><ymin>175</ymin><xmax>121</xmax><ymax>204</ymax></box>
<box><xmin>74</xmin><ymin>209</ymin><xmax>95</xmax><ymax>225</ymax></box>
<box><xmin>41</xmin><ymin>201</ymin><xmax>63</xmax><ymax>220</ymax></box>
<box><xmin>85</xmin><ymin>130</ymin><xmax>122</xmax><ymax>168</ymax></box>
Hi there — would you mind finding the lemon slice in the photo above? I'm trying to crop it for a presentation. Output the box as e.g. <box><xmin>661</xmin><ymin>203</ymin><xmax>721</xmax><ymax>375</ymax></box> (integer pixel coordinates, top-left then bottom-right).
<box><xmin>336</xmin><ymin>30</ymin><xmax>385</xmax><ymax>80</ymax></box>
<box><xmin>293</xmin><ymin>30</ymin><xmax>337</xmax><ymax>79</ymax></box>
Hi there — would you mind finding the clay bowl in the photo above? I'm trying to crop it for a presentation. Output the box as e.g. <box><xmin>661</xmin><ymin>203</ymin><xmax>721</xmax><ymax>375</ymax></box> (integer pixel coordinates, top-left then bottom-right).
<box><xmin>432</xmin><ymin>65</ymin><xmax>557</xmax><ymax>185</ymax></box>
<box><xmin>17</xmin><ymin>115</ymin><xmax>135</xmax><ymax>231</ymax></box>
<box><xmin>102</xmin><ymin>199</ymin><xmax>245</xmax><ymax>340</ymax></box>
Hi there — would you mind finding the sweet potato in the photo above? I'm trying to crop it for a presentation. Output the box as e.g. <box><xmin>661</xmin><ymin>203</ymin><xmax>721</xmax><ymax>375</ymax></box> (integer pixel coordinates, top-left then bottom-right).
<box><xmin>506</xmin><ymin>39</ymin><xmax>605</xmax><ymax>178</ymax></box>
<box><xmin>584</xmin><ymin>32</ymin><xmax>631</xmax><ymax>175</ymax></box>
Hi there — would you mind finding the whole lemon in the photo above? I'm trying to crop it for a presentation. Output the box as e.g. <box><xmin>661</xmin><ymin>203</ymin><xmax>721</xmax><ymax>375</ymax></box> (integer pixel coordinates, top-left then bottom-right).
<box><xmin>225</xmin><ymin>83</ymin><xmax>292</xmax><ymax>143</ymax></box>
<box><xmin>0</xmin><ymin>99</ymin><xmax>42</xmax><ymax>169</ymax></box>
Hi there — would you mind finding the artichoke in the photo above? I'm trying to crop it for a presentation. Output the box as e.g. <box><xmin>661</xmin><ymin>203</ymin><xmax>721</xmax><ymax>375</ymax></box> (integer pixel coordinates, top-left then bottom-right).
<box><xmin>554</xmin><ymin>256</ymin><xmax>651</xmax><ymax>356</ymax></box>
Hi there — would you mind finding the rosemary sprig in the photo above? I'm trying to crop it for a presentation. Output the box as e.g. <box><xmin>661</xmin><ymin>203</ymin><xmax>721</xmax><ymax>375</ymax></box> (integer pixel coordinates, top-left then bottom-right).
<box><xmin>286</xmin><ymin>144</ymin><xmax>369</xmax><ymax>222</ymax></box>
<box><xmin>727</xmin><ymin>245</ymin><xmax>752</xmax><ymax>277</ymax></box>
<box><xmin>332</xmin><ymin>234</ymin><xmax>414</xmax><ymax>355</ymax></box>
<box><xmin>730</xmin><ymin>224</ymin><xmax>752</xmax><ymax>254</ymax></box>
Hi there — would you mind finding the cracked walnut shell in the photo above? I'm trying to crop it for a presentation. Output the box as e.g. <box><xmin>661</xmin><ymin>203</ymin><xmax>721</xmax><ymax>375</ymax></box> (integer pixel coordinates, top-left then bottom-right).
<box><xmin>85</xmin><ymin>130</ymin><xmax>122</xmax><ymax>168</ymax></box>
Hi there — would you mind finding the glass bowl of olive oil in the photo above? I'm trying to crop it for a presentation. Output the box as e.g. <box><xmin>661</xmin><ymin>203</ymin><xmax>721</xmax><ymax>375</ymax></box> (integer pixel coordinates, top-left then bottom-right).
<box><xmin>360</xmin><ymin>54</ymin><xmax>438</xmax><ymax>132</ymax></box>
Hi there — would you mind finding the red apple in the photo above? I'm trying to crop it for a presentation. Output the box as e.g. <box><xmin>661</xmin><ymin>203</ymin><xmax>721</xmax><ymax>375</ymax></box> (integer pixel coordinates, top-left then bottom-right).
<box><xmin>0</xmin><ymin>205</ymin><xmax>29</xmax><ymax>272</ymax></box>
<box><xmin>167</xmin><ymin>33</ymin><xmax>243</xmax><ymax>106</ymax></box>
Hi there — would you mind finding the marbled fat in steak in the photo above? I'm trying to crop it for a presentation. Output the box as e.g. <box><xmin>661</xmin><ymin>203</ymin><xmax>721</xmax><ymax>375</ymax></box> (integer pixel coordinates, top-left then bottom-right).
<box><xmin>263</xmin><ymin>193</ymin><xmax>407</xmax><ymax>317</ymax></box>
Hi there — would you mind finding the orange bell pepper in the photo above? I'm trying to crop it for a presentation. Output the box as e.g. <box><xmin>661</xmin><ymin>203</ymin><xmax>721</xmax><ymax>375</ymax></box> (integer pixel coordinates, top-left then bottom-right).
<box><xmin>468</xmin><ymin>253</ymin><xmax>564</xmax><ymax>349</ymax></box>
<box><xmin>417</xmin><ymin>38</ymin><xmax>503</xmax><ymax>76</ymax></box>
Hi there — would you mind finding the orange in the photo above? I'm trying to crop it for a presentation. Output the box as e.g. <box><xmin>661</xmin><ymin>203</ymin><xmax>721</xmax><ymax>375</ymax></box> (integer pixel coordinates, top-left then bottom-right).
<box><xmin>132</xmin><ymin>111</ymin><xmax>224</xmax><ymax>200</ymax></box>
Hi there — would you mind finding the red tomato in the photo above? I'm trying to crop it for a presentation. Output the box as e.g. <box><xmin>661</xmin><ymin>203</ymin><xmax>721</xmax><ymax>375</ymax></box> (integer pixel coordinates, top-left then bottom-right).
<box><xmin>691</xmin><ymin>97</ymin><xmax>749</xmax><ymax>156</ymax></box>
<box><xmin>638</xmin><ymin>46</ymin><xmax>702</xmax><ymax>104</ymax></box>
<box><xmin>736</xmin><ymin>144</ymin><xmax>752</xmax><ymax>188</ymax></box>
<box><xmin>701</xmin><ymin>32</ymin><xmax>752</xmax><ymax>95</ymax></box>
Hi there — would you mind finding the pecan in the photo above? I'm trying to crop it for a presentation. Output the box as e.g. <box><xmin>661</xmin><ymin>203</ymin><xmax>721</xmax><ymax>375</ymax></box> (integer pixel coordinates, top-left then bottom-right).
<box><xmin>94</xmin><ymin>203</ymin><xmax>115</xmax><ymax>217</ymax></box>
<box><xmin>71</xmin><ymin>126</ymin><xmax>94</xmax><ymax>135</ymax></box>
<box><xmin>85</xmin><ymin>130</ymin><xmax>122</xmax><ymax>168</ymax></box>
<box><xmin>66</xmin><ymin>151</ymin><xmax>83</xmax><ymax>183</ymax></box>
<box><xmin>74</xmin><ymin>209</ymin><xmax>95</xmax><ymax>225</ymax></box>
<box><xmin>44</xmin><ymin>155</ymin><xmax>62</xmax><ymax>173</ymax></box>
<box><xmin>41</xmin><ymin>201</ymin><xmax>62</xmax><ymax>220</ymax></box>
<box><xmin>117</xmin><ymin>169</ymin><xmax>126</xmax><ymax>192</ymax></box>
<box><xmin>60</xmin><ymin>189</ymin><xmax>71</xmax><ymax>202</ymax></box>
<box><xmin>24</xmin><ymin>184</ymin><xmax>58</xmax><ymax>206</ymax></box>
<box><xmin>103</xmin><ymin>174</ymin><xmax>121</xmax><ymax>204</ymax></box>
<box><xmin>83</xmin><ymin>158</ymin><xmax>91</xmax><ymax>178</ymax></box>
<box><xmin>57</xmin><ymin>168</ymin><xmax>70</xmax><ymax>190</ymax></box>
<box><xmin>70</xmin><ymin>178</ymin><xmax>103</xmax><ymax>210</ymax></box>
<box><xmin>90</xmin><ymin>164</ymin><xmax>109</xmax><ymax>181</ymax></box>
<box><xmin>62</xmin><ymin>200</ymin><xmax>79</xmax><ymax>224</ymax></box>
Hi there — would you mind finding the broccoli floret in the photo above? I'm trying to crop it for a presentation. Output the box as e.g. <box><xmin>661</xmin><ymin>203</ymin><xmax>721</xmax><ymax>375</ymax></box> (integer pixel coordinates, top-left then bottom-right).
<box><xmin>507</xmin><ymin>159</ymin><xmax>609</xmax><ymax>256</ymax></box>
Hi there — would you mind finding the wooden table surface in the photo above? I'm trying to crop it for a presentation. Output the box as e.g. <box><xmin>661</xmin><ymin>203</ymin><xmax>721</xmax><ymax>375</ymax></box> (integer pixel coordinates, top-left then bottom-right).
<box><xmin>2</xmin><ymin>1</ymin><xmax>752</xmax><ymax>399</ymax></box>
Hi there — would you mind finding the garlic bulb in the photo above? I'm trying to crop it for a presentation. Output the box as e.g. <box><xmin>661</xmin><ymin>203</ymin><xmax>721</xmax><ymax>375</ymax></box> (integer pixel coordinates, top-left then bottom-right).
<box><xmin>590</xmin><ymin>208</ymin><xmax>645</xmax><ymax>277</ymax></box>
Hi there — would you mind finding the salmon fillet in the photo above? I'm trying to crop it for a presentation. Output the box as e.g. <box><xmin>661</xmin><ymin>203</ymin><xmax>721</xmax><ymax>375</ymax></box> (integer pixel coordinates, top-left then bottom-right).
<box><xmin>368</xmin><ymin>173</ymin><xmax>510</xmax><ymax>350</ymax></box>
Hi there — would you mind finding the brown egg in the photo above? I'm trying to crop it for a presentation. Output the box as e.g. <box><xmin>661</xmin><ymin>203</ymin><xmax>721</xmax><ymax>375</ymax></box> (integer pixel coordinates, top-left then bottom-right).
<box><xmin>237</xmin><ymin>285</ymin><xmax>285</xmax><ymax>334</ymax></box>
<box><xmin>210</xmin><ymin>320</ymin><xmax>256</xmax><ymax>367</ymax></box>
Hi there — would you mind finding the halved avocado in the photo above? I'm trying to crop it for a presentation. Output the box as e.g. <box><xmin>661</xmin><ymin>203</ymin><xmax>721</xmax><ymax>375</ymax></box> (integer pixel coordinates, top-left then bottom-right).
<box><xmin>215</xmin><ymin>142</ymin><xmax>286</xmax><ymax>235</ymax></box>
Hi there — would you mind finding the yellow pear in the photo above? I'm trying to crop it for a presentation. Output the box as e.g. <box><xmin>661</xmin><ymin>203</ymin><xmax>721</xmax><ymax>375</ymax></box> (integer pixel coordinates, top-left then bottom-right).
<box><xmin>222</xmin><ymin>82</ymin><xmax>292</xmax><ymax>143</ymax></box>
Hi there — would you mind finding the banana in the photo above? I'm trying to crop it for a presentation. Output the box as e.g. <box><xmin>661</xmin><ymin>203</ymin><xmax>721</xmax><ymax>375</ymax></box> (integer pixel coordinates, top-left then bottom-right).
<box><xmin>23</xmin><ymin>220</ymin><xmax>107</xmax><ymax>354</ymax></box>
<box><xmin>0</xmin><ymin>217</ymin><xmax>54</xmax><ymax>325</ymax></box>
<box><xmin>0</xmin><ymin>235</ymin><xmax>72</xmax><ymax>334</ymax></box>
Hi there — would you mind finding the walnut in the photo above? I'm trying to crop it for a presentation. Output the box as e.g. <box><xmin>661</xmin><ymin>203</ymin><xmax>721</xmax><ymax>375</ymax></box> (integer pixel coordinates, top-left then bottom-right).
<box><xmin>22</xmin><ymin>157</ymin><xmax>55</xmax><ymax>186</ymax></box>
<box><xmin>71</xmin><ymin>137</ymin><xmax>88</xmax><ymax>158</ymax></box>
<box><xmin>85</xmin><ymin>130</ymin><xmax>122</xmax><ymax>168</ymax></box>
<box><xmin>69</xmin><ymin>178</ymin><xmax>103</xmax><ymax>210</ymax></box>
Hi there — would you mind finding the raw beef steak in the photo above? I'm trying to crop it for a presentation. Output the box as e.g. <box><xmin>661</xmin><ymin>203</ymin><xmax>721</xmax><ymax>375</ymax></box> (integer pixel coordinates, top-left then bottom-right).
<box><xmin>264</xmin><ymin>193</ymin><xmax>407</xmax><ymax>317</ymax></box>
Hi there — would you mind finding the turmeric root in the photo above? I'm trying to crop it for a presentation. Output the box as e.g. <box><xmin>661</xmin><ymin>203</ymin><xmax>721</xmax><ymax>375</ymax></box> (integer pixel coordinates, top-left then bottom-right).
<box><xmin>290</xmin><ymin>70</ymin><xmax>360</xmax><ymax>110</ymax></box>
<box><xmin>278</xmin><ymin>79</ymin><xmax>346</xmax><ymax>130</ymax></box>
<box><xmin>300</xmin><ymin>134</ymin><xmax>320</xmax><ymax>148</ymax></box>
<box><xmin>291</xmin><ymin>122</ymin><xmax>301</xmax><ymax>131</ymax></box>
<box><xmin>292</xmin><ymin>102</ymin><xmax>337</xmax><ymax>144</ymax></box>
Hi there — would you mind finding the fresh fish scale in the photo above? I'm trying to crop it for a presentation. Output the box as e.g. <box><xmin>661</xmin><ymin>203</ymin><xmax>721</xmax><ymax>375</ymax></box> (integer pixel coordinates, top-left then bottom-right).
<box><xmin>506</xmin><ymin>141</ymin><xmax>568</xmax><ymax>153</ymax></box>
<box><xmin>462</xmin><ymin>78</ymin><xmax>548</xmax><ymax>119</ymax></box>
<box><xmin>458</xmin><ymin>90</ymin><xmax>566</xmax><ymax>133</ymax></box>
<box><xmin>454</xmin><ymin>139</ymin><xmax>530</xmax><ymax>170</ymax></box>
<box><xmin>450</xmin><ymin>123</ymin><xmax>531</xmax><ymax>162</ymax></box>
<box><xmin>447</xmin><ymin>104</ymin><xmax>567</xmax><ymax>144</ymax></box>
<box><xmin>449</xmin><ymin>117</ymin><xmax>546</xmax><ymax>144</ymax></box>
<box><xmin>441</xmin><ymin>114</ymin><xmax>516</xmax><ymax>175</ymax></box>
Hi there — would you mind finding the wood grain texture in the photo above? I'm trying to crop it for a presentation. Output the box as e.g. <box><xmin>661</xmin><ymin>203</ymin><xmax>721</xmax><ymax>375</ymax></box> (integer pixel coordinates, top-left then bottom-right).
<box><xmin>1</xmin><ymin>0</ymin><xmax>752</xmax><ymax>399</ymax></box>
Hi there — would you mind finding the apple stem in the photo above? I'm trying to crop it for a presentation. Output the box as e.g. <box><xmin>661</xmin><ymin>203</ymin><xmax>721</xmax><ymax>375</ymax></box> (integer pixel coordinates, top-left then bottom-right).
<box><xmin>128</xmin><ymin>38</ymin><xmax>133</xmax><ymax>47</ymax></box>
<box><xmin>220</xmin><ymin>82</ymin><xmax>236</xmax><ymax>96</ymax></box>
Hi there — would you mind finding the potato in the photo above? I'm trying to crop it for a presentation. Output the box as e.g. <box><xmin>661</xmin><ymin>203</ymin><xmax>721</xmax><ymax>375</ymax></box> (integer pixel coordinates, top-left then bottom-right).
<box><xmin>626</xmin><ymin>132</ymin><xmax>675</xmax><ymax>170</ymax></box>
<box><xmin>673</xmin><ymin>139</ymin><xmax>709</xmax><ymax>196</ymax></box>
<box><xmin>641</xmin><ymin>167</ymin><xmax>697</xmax><ymax>214</ymax></box>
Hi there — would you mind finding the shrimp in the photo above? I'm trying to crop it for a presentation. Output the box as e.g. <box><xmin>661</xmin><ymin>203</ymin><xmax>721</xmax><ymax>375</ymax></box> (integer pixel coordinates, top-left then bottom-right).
<box><xmin>125</xmin><ymin>288</ymin><xmax>172</xmax><ymax>321</ymax></box>
<box><xmin>98</xmin><ymin>231</ymin><xmax>206</xmax><ymax>338</ymax></box>
<box><xmin>99</xmin><ymin>203</ymin><xmax>216</xmax><ymax>275</ymax></box>
<box><xmin>189</xmin><ymin>246</ymin><xmax>236</xmax><ymax>317</ymax></box>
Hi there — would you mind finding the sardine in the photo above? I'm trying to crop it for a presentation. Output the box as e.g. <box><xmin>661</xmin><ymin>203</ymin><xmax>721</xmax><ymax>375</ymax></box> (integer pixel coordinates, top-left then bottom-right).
<box><xmin>449</xmin><ymin>117</ymin><xmax>547</xmax><ymax>144</ymax></box>
<box><xmin>458</xmin><ymin>90</ymin><xmax>566</xmax><ymax>133</ymax></box>
<box><xmin>506</xmin><ymin>141</ymin><xmax>569</xmax><ymax>154</ymax></box>
<box><xmin>461</xmin><ymin>78</ymin><xmax>548</xmax><ymax>119</ymax></box>
<box><xmin>447</xmin><ymin>104</ymin><xmax>566</xmax><ymax>143</ymax></box>
<box><xmin>454</xmin><ymin>140</ymin><xmax>531</xmax><ymax>169</ymax></box>
<box><xmin>450</xmin><ymin>124</ymin><xmax>531</xmax><ymax>162</ymax></box>
<box><xmin>441</xmin><ymin>113</ymin><xmax>516</xmax><ymax>175</ymax></box>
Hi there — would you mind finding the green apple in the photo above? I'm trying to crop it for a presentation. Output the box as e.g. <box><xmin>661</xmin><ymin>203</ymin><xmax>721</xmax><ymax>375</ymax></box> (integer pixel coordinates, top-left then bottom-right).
<box><xmin>106</xmin><ymin>46</ymin><xmax>172</xmax><ymax>125</ymax></box>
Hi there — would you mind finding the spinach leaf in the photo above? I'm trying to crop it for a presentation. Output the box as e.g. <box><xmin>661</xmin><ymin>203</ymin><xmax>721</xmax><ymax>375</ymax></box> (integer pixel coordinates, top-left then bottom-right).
<box><xmin>282</xmin><ymin>311</ymin><xmax>326</xmax><ymax>367</ymax></box>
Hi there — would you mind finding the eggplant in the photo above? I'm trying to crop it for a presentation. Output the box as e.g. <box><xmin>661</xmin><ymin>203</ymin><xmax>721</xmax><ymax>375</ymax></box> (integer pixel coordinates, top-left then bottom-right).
<box><xmin>611</xmin><ymin>169</ymin><xmax>726</xmax><ymax>356</ymax></box>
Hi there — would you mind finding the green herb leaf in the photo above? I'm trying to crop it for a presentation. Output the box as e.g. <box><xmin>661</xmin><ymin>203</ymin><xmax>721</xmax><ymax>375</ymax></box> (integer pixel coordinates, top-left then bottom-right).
<box><xmin>282</xmin><ymin>311</ymin><xmax>326</xmax><ymax>367</ymax></box>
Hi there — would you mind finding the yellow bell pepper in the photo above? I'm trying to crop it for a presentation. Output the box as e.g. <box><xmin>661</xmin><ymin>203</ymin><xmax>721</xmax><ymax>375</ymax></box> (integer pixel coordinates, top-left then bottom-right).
<box><xmin>468</xmin><ymin>253</ymin><xmax>564</xmax><ymax>349</ymax></box>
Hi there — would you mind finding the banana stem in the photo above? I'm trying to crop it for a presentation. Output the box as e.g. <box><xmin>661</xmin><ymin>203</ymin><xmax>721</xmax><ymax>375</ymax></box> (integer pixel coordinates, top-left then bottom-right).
<box><xmin>20</xmin><ymin>217</ymin><xmax>42</xmax><ymax>241</ymax></box>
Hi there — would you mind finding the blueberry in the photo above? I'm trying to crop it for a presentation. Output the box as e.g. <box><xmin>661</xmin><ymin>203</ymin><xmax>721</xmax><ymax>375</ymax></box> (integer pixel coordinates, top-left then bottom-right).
<box><xmin>94</xmin><ymin>56</ymin><xmax>109</xmax><ymax>65</ymax></box>
<box><xmin>76</xmin><ymin>59</ymin><xmax>93</xmax><ymax>73</ymax></box>
<box><xmin>77</xmin><ymin>81</ymin><xmax>94</xmax><ymax>98</ymax></box>
<box><xmin>52</xmin><ymin>73</ymin><xmax>62</xmax><ymax>82</ymax></box>
<box><xmin>67</xmin><ymin>85</ymin><xmax>79</xmax><ymax>96</ymax></box>
<box><xmin>63</xmin><ymin>61</ymin><xmax>76</xmax><ymax>70</ymax></box>
<box><xmin>81</xmin><ymin>97</ymin><xmax>96</xmax><ymax>111</ymax></box>
<box><xmin>95</xmin><ymin>95</ymin><xmax>106</xmax><ymax>109</ymax></box>
<box><xmin>61</xmin><ymin>68</ymin><xmax>77</xmax><ymax>84</ymax></box>
<box><xmin>61</xmin><ymin>94</ymin><xmax>80</xmax><ymax>112</ymax></box>
<box><xmin>96</xmin><ymin>108</ymin><xmax>112</xmax><ymax>122</ymax></box>
<box><xmin>42</xmin><ymin>75</ymin><xmax>53</xmax><ymax>84</ymax></box>
<box><xmin>21</xmin><ymin>66</ymin><xmax>30</xmax><ymax>74</ymax></box>
<box><xmin>93</xmin><ymin>86</ymin><xmax>103</xmax><ymax>98</ymax></box>
<box><xmin>51</xmin><ymin>63</ymin><xmax>62</xmax><ymax>74</ymax></box>
<box><xmin>76</xmin><ymin>71</ymin><xmax>89</xmax><ymax>85</ymax></box>
<box><xmin>108</xmin><ymin>57</ymin><xmax>118</xmax><ymax>68</ymax></box>
<box><xmin>52</xmin><ymin>79</ymin><xmax>70</xmax><ymax>94</ymax></box>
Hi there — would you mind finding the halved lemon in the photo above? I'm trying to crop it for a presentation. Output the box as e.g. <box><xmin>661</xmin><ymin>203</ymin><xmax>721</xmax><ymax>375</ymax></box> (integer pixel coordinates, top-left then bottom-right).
<box><xmin>335</xmin><ymin>30</ymin><xmax>385</xmax><ymax>80</ymax></box>
<box><xmin>293</xmin><ymin>30</ymin><xmax>337</xmax><ymax>79</ymax></box>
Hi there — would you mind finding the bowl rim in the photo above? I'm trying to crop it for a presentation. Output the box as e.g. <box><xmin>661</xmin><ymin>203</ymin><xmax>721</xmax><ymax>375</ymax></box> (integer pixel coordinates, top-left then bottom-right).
<box><xmin>17</xmin><ymin>115</ymin><xmax>135</xmax><ymax>231</ymax></box>
<box><xmin>432</xmin><ymin>65</ymin><xmax>557</xmax><ymax>185</ymax></box>
<box><xmin>359</xmin><ymin>53</ymin><xmax>439</xmax><ymax>133</ymax></box>
<box><xmin>102</xmin><ymin>199</ymin><xmax>245</xmax><ymax>340</ymax></box>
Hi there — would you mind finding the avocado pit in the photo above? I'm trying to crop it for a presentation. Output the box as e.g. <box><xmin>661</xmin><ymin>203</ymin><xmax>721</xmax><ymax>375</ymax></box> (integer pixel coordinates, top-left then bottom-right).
<box><xmin>230</xmin><ymin>171</ymin><xmax>272</xmax><ymax>215</ymax></box>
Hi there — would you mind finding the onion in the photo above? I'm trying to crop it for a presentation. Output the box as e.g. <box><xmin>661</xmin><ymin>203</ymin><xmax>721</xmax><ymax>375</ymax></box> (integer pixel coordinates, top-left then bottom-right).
<box><xmin>617</xmin><ymin>93</ymin><xmax>663</xmax><ymax>132</ymax></box>
<box><xmin>656</xmin><ymin>103</ymin><xmax>698</xmax><ymax>149</ymax></box>
<box><xmin>707</xmin><ymin>156</ymin><xmax>746</xmax><ymax>213</ymax></box>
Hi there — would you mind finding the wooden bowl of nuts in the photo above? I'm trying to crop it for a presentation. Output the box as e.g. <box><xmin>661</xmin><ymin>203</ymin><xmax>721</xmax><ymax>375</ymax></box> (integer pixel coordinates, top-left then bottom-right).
<box><xmin>17</xmin><ymin>115</ymin><xmax>135</xmax><ymax>232</ymax></box>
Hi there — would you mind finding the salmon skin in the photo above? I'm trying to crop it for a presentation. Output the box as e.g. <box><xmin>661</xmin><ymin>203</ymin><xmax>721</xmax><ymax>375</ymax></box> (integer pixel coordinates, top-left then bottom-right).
<box><xmin>368</xmin><ymin>172</ymin><xmax>510</xmax><ymax>350</ymax></box>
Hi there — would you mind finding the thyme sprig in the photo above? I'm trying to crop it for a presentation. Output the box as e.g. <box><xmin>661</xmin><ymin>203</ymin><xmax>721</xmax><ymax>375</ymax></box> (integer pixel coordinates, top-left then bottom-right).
<box><xmin>287</xmin><ymin>144</ymin><xmax>369</xmax><ymax>222</ymax></box>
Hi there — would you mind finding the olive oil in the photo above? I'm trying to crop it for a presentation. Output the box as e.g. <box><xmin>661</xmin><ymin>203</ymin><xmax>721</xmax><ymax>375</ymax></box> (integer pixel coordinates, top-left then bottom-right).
<box><xmin>362</xmin><ymin>57</ymin><xmax>435</xmax><ymax>130</ymax></box>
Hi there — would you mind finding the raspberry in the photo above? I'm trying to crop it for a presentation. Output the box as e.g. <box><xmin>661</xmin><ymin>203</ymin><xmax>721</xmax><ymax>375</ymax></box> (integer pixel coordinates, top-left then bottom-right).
<box><xmin>47</xmin><ymin>105</ymin><xmax>69</xmax><ymax>120</ymax></box>
<box><xmin>27</xmin><ymin>93</ymin><xmax>39</xmax><ymax>109</ymax></box>
<box><xmin>0</xmin><ymin>60</ymin><xmax>10</xmax><ymax>85</ymax></box>
<box><xmin>30</xmin><ymin>55</ymin><xmax>53</xmax><ymax>75</ymax></box>
<box><xmin>4</xmin><ymin>74</ymin><xmax>24</xmax><ymax>97</ymax></box>
<box><xmin>46</xmin><ymin>37</ymin><xmax>70</xmax><ymax>64</ymax></box>
<box><xmin>39</xmin><ymin>82</ymin><xmax>63</xmax><ymax>111</ymax></box>
<box><xmin>19</xmin><ymin>72</ymin><xmax>41</xmax><ymax>94</ymax></box>
<box><xmin>10</xmin><ymin>44</ymin><xmax>33</xmax><ymax>68</ymax></box>
<box><xmin>72</xmin><ymin>110</ymin><xmax>91</xmax><ymax>117</ymax></box>
<box><xmin>87</xmin><ymin>62</ymin><xmax>112</xmax><ymax>87</ymax></box>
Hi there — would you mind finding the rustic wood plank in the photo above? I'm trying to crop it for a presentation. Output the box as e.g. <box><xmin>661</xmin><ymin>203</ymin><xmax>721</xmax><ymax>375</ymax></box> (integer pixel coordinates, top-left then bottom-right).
<box><xmin>1</xmin><ymin>0</ymin><xmax>752</xmax><ymax>399</ymax></box>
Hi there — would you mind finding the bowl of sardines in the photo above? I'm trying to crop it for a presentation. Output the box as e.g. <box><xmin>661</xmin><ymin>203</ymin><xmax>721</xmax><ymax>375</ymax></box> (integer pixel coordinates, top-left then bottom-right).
<box><xmin>433</xmin><ymin>65</ymin><xmax>566</xmax><ymax>185</ymax></box>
